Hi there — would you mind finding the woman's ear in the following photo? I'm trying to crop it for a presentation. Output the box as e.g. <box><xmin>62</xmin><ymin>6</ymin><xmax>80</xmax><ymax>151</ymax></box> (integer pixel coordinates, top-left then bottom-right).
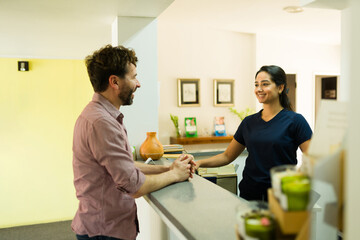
<box><xmin>278</xmin><ymin>84</ymin><xmax>285</xmax><ymax>94</ymax></box>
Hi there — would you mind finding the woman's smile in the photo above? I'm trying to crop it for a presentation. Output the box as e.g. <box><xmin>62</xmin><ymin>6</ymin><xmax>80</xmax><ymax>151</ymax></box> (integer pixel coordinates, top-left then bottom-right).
<box><xmin>254</xmin><ymin>71</ymin><xmax>280</xmax><ymax>105</ymax></box>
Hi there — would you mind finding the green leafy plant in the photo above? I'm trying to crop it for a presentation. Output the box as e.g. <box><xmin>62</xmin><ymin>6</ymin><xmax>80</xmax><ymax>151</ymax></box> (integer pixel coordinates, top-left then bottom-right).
<box><xmin>229</xmin><ymin>107</ymin><xmax>255</xmax><ymax>121</ymax></box>
<box><xmin>170</xmin><ymin>114</ymin><xmax>181</xmax><ymax>137</ymax></box>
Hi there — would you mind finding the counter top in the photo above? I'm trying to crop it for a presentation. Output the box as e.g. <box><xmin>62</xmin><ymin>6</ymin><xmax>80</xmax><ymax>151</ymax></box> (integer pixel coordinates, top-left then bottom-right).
<box><xmin>143</xmin><ymin>158</ymin><xmax>250</xmax><ymax>240</ymax></box>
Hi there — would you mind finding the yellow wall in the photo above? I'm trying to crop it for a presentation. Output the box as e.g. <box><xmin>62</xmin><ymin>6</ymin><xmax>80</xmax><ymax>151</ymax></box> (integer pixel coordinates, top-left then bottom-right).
<box><xmin>0</xmin><ymin>58</ymin><xmax>93</xmax><ymax>227</ymax></box>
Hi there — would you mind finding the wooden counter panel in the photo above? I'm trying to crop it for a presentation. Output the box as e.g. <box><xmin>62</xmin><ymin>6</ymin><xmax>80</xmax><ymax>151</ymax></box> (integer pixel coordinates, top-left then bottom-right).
<box><xmin>170</xmin><ymin>135</ymin><xmax>233</xmax><ymax>145</ymax></box>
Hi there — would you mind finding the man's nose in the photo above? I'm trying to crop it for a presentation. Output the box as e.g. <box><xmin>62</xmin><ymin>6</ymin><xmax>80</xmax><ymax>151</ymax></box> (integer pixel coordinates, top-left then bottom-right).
<box><xmin>136</xmin><ymin>79</ymin><xmax>141</xmax><ymax>88</ymax></box>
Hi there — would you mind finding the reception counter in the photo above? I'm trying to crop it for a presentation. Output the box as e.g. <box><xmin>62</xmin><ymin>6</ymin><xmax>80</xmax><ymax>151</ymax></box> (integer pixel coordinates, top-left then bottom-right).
<box><xmin>143</xmin><ymin>158</ymin><xmax>250</xmax><ymax>240</ymax></box>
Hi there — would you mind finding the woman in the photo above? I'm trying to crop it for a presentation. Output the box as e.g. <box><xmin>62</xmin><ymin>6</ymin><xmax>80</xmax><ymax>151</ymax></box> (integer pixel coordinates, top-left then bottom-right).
<box><xmin>196</xmin><ymin>65</ymin><xmax>312</xmax><ymax>201</ymax></box>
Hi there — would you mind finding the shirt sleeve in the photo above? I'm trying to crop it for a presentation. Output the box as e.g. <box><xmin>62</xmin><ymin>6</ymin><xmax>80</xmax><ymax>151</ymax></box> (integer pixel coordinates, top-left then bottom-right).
<box><xmin>293</xmin><ymin>114</ymin><xmax>313</xmax><ymax>146</ymax></box>
<box><xmin>88</xmin><ymin>117</ymin><xmax>145</xmax><ymax>194</ymax></box>
<box><xmin>234</xmin><ymin>118</ymin><xmax>246</xmax><ymax>146</ymax></box>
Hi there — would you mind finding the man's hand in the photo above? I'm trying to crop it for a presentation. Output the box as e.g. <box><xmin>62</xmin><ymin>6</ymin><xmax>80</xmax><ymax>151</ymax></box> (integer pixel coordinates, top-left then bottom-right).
<box><xmin>170</xmin><ymin>154</ymin><xmax>196</xmax><ymax>181</ymax></box>
<box><xmin>131</xmin><ymin>154</ymin><xmax>197</xmax><ymax>198</ymax></box>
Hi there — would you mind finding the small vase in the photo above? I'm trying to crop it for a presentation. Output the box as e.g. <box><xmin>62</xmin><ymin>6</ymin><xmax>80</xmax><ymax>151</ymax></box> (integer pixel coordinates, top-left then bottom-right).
<box><xmin>176</xmin><ymin>128</ymin><xmax>181</xmax><ymax>137</ymax></box>
<box><xmin>139</xmin><ymin>132</ymin><xmax>164</xmax><ymax>160</ymax></box>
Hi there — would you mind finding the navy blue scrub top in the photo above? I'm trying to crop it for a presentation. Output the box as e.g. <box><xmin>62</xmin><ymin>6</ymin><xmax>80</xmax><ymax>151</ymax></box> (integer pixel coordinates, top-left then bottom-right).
<box><xmin>234</xmin><ymin>109</ymin><xmax>312</xmax><ymax>186</ymax></box>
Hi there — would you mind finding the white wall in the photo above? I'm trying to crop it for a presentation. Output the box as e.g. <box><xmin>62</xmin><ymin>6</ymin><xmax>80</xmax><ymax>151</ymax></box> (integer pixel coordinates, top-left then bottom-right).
<box><xmin>156</xmin><ymin>20</ymin><xmax>341</xmax><ymax>144</ymax></box>
<box><xmin>343</xmin><ymin>0</ymin><xmax>360</xmax><ymax>238</ymax></box>
<box><xmin>255</xmin><ymin>34</ymin><xmax>341</xmax><ymax>128</ymax></box>
<box><xmin>122</xmin><ymin>18</ymin><xmax>160</xmax><ymax>149</ymax></box>
<box><xmin>120</xmin><ymin>18</ymin><xmax>168</xmax><ymax>240</ymax></box>
<box><xmin>157</xmin><ymin>21</ymin><xmax>256</xmax><ymax>144</ymax></box>
<box><xmin>156</xmin><ymin>18</ymin><xmax>341</xmax><ymax>240</ymax></box>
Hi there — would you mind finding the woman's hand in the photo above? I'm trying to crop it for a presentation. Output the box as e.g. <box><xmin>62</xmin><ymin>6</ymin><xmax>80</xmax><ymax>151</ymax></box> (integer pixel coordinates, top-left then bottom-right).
<box><xmin>194</xmin><ymin>160</ymin><xmax>201</xmax><ymax>171</ymax></box>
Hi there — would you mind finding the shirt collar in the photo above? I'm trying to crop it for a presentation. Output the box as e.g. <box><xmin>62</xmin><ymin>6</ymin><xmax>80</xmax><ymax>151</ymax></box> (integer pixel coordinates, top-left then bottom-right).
<box><xmin>92</xmin><ymin>92</ymin><xmax>124</xmax><ymax>123</ymax></box>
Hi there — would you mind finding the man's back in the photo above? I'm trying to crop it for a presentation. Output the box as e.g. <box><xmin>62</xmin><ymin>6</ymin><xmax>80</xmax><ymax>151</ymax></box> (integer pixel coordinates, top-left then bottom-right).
<box><xmin>72</xmin><ymin>93</ymin><xmax>145</xmax><ymax>240</ymax></box>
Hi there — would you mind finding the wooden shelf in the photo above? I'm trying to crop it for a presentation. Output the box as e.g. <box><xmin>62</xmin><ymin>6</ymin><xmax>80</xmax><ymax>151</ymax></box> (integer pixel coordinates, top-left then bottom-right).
<box><xmin>170</xmin><ymin>135</ymin><xmax>233</xmax><ymax>145</ymax></box>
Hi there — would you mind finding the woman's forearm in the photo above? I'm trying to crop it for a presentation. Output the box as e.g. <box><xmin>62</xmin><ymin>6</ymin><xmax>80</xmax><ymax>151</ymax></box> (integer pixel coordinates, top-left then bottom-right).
<box><xmin>197</xmin><ymin>152</ymin><xmax>233</xmax><ymax>168</ymax></box>
<box><xmin>196</xmin><ymin>139</ymin><xmax>245</xmax><ymax>169</ymax></box>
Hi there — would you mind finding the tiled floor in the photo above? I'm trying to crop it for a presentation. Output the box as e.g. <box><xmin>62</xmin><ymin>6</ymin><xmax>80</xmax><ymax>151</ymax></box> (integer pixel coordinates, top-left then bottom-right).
<box><xmin>0</xmin><ymin>220</ymin><xmax>74</xmax><ymax>240</ymax></box>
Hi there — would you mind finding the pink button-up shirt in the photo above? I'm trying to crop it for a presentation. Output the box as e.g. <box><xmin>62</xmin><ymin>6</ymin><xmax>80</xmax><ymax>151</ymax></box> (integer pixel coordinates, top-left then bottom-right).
<box><xmin>71</xmin><ymin>93</ymin><xmax>145</xmax><ymax>240</ymax></box>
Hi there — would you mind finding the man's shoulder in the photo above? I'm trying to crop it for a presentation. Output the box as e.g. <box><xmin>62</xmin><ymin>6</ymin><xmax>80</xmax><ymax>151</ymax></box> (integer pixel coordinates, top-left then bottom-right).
<box><xmin>78</xmin><ymin>101</ymin><xmax>111</xmax><ymax>124</ymax></box>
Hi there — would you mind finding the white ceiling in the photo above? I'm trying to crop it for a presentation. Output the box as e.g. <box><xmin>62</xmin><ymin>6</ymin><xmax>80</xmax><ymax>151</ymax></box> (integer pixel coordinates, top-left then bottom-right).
<box><xmin>0</xmin><ymin>0</ymin><xmax>174</xmax><ymax>58</ymax></box>
<box><xmin>0</xmin><ymin>0</ymin><xmax>340</xmax><ymax>59</ymax></box>
<box><xmin>159</xmin><ymin>0</ymin><xmax>341</xmax><ymax>45</ymax></box>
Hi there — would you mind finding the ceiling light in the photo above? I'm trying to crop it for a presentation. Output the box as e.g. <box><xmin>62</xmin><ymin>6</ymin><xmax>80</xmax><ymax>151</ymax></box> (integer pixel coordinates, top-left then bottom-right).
<box><xmin>283</xmin><ymin>6</ymin><xmax>304</xmax><ymax>13</ymax></box>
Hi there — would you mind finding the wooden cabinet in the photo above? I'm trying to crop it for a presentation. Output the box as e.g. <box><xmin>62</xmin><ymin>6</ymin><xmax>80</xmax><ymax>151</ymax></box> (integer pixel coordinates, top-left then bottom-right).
<box><xmin>197</xmin><ymin>164</ymin><xmax>238</xmax><ymax>195</ymax></box>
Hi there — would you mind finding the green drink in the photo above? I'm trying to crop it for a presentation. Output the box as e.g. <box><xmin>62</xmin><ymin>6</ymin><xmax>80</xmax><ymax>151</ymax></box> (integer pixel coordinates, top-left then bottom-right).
<box><xmin>244</xmin><ymin>211</ymin><xmax>275</xmax><ymax>240</ymax></box>
<box><xmin>281</xmin><ymin>175</ymin><xmax>310</xmax><ymax>211</ymax></box>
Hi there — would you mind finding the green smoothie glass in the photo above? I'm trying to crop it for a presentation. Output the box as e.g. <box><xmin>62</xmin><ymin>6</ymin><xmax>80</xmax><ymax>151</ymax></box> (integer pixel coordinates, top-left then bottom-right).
<box><xmin>244</xmin><ymin>210</ymin><xmax>275</xmax><ymax>240</ymax></box>
<box><xmin>281</xmin><ymin>175</ymin><xmax>311</xmax><ymax>211</ymax></box>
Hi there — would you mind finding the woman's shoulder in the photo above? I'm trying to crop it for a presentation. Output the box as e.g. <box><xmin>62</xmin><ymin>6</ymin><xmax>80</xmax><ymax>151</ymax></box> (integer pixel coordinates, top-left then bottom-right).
<box><xmin>242</xmin><ymin>110</ymin><xmax>261</xmax><ymax>122</ymax></box>
<box><xmin>282</xmin><ymin>109</ymin><xmax>302</xmax><ymax>117</ymax></box>
<box><xmin>281</xmin><ymin>109</ymin><xmax>308</xmax><ymax>124</ymax></box>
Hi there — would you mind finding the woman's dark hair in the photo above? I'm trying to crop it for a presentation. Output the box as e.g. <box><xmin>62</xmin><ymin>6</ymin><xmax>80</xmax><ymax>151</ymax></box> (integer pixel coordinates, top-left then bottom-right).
<box><xmin>255</xmin><ymin>65</ymin><xmax>293</xmax><ymax>111</ymax></box>
<box><xmin>85</xmin><ymin>44</ymin><xmax>138</xmax><ymax>92</ymax></box>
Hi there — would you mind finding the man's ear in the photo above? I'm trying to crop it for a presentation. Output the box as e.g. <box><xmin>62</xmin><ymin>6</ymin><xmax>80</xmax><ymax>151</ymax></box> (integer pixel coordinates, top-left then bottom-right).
<box><xmin>109</xmin><ymin>75</ymin><xmax>119</xmax><ymax>90</ymax></box>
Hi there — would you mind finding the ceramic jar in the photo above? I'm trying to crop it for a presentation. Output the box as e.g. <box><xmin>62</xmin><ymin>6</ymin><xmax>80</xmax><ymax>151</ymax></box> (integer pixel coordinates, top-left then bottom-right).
<box><xmin>139</xmin><ymin>132</ymin><xmax>164</xmax><ymax>160</ymax></box>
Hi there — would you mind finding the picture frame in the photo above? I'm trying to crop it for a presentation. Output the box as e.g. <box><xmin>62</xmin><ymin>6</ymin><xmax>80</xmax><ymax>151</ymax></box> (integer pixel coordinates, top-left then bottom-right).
<box><xmin>214</xmin><ymin>116</ymin><xmax>226</xmax><ymax>136</ymax></box>
<box><xmin>213</xmin><ymin>79</ymin><xmax>234</xmax><ymax>107</ymax></box>
<box><xmin>177</xmin><ymin>78</ymin><xmax>200</xmax><ymax>107</ymax></box>
<box><xmin>185</xmin><ymin>117</ymin><xmax>198</xmax><ymax>137</ymax></box>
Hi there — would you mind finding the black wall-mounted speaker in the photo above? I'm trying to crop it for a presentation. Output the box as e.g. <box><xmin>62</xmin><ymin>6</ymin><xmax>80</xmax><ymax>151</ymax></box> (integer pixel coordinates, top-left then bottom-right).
<box><xmin>18</xmin><ymin>61</ymin><xmax>29</xmax><ymax>71</ymax></box>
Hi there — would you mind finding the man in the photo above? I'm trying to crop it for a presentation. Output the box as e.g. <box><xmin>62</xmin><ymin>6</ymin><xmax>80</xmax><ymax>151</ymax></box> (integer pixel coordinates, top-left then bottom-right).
<box><xmin>72</xmin><ymin>45</ymin><xmax>194</xmax><ymax>240</ymax></box>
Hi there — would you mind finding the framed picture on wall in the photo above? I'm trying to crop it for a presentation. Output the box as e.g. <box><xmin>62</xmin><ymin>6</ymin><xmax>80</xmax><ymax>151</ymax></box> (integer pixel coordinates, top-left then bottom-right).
<box><xmin>177</xmin><ymin>78</ymin><xmax>200</xmax><ymax>107</ymax></box>
<box><xmin>213</xmin><ymin>79</ymin><xmax>234</xmax><ymax>107</ymax></box>
<box><xmin>185</xmin><ymin>117</ymin><xmax>198</xmax><ymax>137</ymax></box>
<box><xmin>214</xmin><ymin>116</ymin><xmax>226</xmax><ymax>136</ymax></box>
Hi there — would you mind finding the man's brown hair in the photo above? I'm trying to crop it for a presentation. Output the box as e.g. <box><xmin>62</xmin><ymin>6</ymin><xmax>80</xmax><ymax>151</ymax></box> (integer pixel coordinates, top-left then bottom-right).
<box><xmin>85</xmin><ymin>45</ymin><xmax>138</xmax><ymax>92</ymax></box>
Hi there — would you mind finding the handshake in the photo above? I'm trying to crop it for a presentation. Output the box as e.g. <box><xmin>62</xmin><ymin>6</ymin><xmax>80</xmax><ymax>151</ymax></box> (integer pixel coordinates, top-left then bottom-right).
<box><xmin>169</xmin><ymin>154</ymin><xmax>197</xmax><ymax>182</ymax></box>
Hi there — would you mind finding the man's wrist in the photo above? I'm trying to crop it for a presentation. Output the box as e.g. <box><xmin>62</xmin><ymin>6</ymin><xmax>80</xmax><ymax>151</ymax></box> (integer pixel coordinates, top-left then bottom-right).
<box><xmin>162</xmin><ymin>165</ymin><xmax>171</xmax><ymax>172</ymax></box>
<box><xmin>164</xmin><ymin>168</ymin><xmax>180</xmax><ymax>182</ymax></box>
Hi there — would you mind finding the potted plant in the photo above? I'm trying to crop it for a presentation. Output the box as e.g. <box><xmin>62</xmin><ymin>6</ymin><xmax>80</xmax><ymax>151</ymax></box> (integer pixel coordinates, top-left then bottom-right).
<box><xmin>229</xmin><ymin>107</ymin><xmax>255</xmax><ymax>121</ymax></box>
<box><xmin>170</xmin><ymin>114</ymin><xmax>181</xmax><ymax>137</ymax></box>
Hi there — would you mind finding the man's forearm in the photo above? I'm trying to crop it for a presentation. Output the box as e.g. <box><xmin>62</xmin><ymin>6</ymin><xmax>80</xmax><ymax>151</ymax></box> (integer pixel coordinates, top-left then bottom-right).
<box><xmin>134</xmin><ymin>161</ymin><xmax>170</xmax><ymax>174</ymax></box>
<box><xmin>131</xmin><ymin>155</ymin><xmax>193</xmax><ymax>198</ymax></box>
<box><xmin>131</xmin><ymin>171</ymin><xmax>179</xmax><ymax>198</ymax></box>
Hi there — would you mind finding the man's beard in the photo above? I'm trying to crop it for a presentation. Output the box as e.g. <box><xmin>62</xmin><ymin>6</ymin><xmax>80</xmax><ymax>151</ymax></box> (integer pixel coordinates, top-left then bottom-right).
<box><xmin>118</xmin><ymin>86</ymin><xmax>134</xmax><ymax>106</ymax></box>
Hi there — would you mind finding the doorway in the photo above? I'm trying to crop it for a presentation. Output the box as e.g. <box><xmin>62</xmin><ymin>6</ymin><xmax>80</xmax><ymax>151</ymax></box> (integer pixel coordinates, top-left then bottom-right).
<box><xmin>314</xmin><ymin>75</ymin><xmax>339</xmax><ymax>121</ymax></box>
<box><xmin>286</xmin><ymin>74</ymin><xmax>297</xmax><ymax>112</ymax></box>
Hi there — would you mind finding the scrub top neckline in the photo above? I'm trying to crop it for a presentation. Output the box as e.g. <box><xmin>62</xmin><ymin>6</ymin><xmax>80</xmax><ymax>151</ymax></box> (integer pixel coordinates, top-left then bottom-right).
<box><xmin>259</xmin><ymin>108</ymin><xmax>285</xmax><ymax>123</ymax></box>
